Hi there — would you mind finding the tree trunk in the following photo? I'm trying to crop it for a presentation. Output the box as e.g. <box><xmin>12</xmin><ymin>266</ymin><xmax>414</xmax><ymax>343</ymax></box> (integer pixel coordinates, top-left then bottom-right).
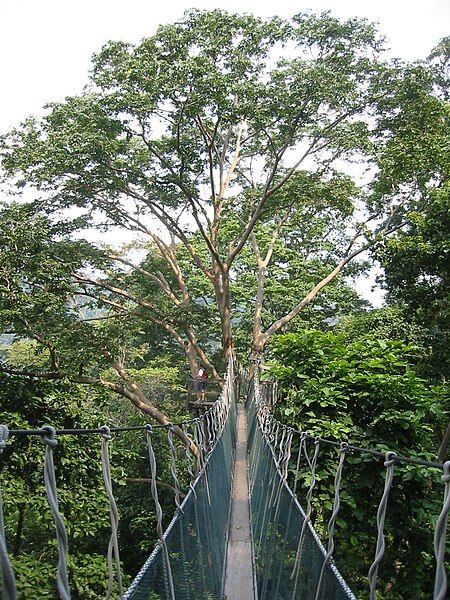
<box><xmin>221</xmin><ymin>274</ymin><xmax>234</xmax><ymax>358</ymax></box>
<box><xmin>13</xmin><ymin>504</ymin><xmax>25</xmax><ymax>556</ymax></box>
<box><xmin>185</xmin><ymin>338</ymin><xmax>199</xmax><ymax>377</ymax></box>
<box><xmin>213</xmin><ymin>267</ymin><xmax>234</xmax><ymax>358</ymax></box>
<box><xmin>437</xmin><ymin>421</ymin><xmax>450</xmax><ymax>462</ymax></box>
<box><xmin>103</xmin><ymin>352</ymin><xmax>199</xmax><ymax>455</ymax></box>
<box><xmin>125</xmin><ymin>477</ymin><xmax>186</xmax><ymax>499</ymax></box>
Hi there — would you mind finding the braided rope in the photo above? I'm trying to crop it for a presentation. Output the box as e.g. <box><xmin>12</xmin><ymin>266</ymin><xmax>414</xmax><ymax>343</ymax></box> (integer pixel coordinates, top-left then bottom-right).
<box><xmin>145</xmin><ymin>425</ymin><xmax>175</xmax><ymax>600</ymax></box>
<box><xmin>315</xmin><ymin>442</ymin><xmax>349</xmax><ymax>600</ymax></box>
<box><xmin>100</xmin><ymin>426</ymin><xmax>123</xmax><ymax>600</ymax></box>
<box><xmin>0</xmin><ymin>425</ymin><xmax>16</xmax><ymax>600</ymax></box>
<box><xmin>368</xmin><ymin>451</ymin><xmax>397</xmax><ymax>600</ymax></box>
<box><xmin>41</xmin><ymin>426</ymin><xmax>70</xmax><ymax>600</ymax></box>
<box><xmin>433</xmin><ymin>460</ymin><xmax>450</xmax><ymax>600</ymax></box>
<box><xmin>291</xmin><ymin>437</ymin><xmax>321</xmax><ymax>598</ymax></box>
<box><xmin>181</xmin><ymin>424</ymin><xmax>197</xmax><ymax>499</ymax></box>
<box><xmin>167</xmin><ymin>425</ymin><xmax>183</xmax><ymax>512</ymax></box>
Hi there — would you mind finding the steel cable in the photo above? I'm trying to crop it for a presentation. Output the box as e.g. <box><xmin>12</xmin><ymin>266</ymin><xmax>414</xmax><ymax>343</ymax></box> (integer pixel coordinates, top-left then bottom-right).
<box><xmin>100</xmin><ymin>426</ymin><xmax>123</xmax><ymax>600</ymax></box>
<box><xmin>368</xmin><ymin>451</ymin><xmax>397</xmax><ymax>600</ymax></box>
<box><xmin>0</xmin><ymin>425</ymin><xmax>16</xmax><ymax>600</ymax></box>
<box><xmin>41</xmin><ymin>426</ymin><xmax>71</xmax><ymax>600</ymax></box>
<box><xmin>167</xmin><ymin>425</ymin><xmax>183</xmax><ymax>512</ymax></box>
<box><xmin>145</xmin><ymin>425</ymin><xmax>175</xmax><ymax>600</ymax></box>
<box><xmin>291</xmin><ymin>437</ymin><xmax>321</xmax><ymax>598</ymax></box>
<box><xmin>315</xmin><ymin>442</ymin><xmax>349</xmax><ymax>600</ymax></box>
<box><xmin>433</xmin><ymin>460</ymin><xmax>450</xmax><ymax>600</ymax></box>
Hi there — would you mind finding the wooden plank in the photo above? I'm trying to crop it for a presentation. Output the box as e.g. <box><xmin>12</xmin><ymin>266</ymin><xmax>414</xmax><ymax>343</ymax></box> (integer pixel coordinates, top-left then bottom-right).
<box><xmin>224</xmin><ymin>404</ymin><xmax>256</xmax><ymax>599</ymax></box>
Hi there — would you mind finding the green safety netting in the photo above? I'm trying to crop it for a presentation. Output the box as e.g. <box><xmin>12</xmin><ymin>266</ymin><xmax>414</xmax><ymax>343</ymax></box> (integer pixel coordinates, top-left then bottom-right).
<box><xmin>123</xmin><ymin>387</ymin><xmax>237</xmax><ymax>599</ymax></box>
<box><xmin>246</xmin><ymin>376</ymin><xmax>356</xmax><ymax>600</ymax></box>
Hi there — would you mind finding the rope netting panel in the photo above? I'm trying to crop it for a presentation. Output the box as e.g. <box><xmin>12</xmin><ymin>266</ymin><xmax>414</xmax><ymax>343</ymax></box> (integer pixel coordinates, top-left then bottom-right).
<box><xmin>244</xmin><ymin>367</ymin><xmax>356</xmax><ymax>600</ymax></box>
<box><xmin>123</xmin><ymin>361</ymin><xmax>237</xmax><ymax>600</ymax></box>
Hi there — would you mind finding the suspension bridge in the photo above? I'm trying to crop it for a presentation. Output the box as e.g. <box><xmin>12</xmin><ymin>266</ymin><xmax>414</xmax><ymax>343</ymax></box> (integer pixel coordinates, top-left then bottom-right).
<box><xmin>0</xmin><ymin>361</ymin><xmax>449</xmax><ymax>599</ymax></box>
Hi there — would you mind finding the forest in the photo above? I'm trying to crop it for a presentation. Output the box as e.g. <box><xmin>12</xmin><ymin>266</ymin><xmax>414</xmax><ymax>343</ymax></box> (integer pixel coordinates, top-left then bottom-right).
<box><xmin>0</xmin><ymin>10</ymin><xmax>448</xmax><ymax>599</ymax></box>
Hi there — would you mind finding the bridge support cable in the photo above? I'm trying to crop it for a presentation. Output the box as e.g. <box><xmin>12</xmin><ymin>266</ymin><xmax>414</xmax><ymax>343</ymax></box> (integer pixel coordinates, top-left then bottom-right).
<box><xmin>41</xmin><ymin>426</ymin><xmax>71</xmax><ymax>600</ymax></box>
<box><xmin>145</xmin><ymin>424</ymin><xmax>176</xmax><ymax>600</ymax></box>
<box><xmin>259</xmin><ymin>427</ymin><xmax>293</xmax><ymax>599</ymax></box>
<box><xmin>433</xmin><ymin>461</ymin><xmax>450</xmax><ymax>600</ymax></box>
<box><xmin>100</xmin><ymin>425</ymin><xmax>124</xmax><ymax>600</ymax></box>
<box><xmin>0</xmin><ymin>425</ymin><xmax>16</xmax><ymax>600</ymax></box>
<box><xmin>314</xmin><ymin>442</ymin><xmax>348</xmax><ymax>600</ymax></box>
<box><xmin>367</xmin><ymin>451</ymin><xmax>397</xmax><ymax>600</ymax></box>
<box><xmin>291</xmin><ymin>437</ymin><xmax>321</xmax><ymax>598</ymax></box>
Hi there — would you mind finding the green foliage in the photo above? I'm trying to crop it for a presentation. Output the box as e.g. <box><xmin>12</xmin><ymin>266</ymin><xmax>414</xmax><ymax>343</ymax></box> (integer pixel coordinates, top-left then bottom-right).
<box><xmin>2</xmin><ymin>8</ymin><xmax>443</xmax><ymax>367</ymax></box>
<box><xmin>268</xmin><ymin>330</ymin><xmax>448</xmax><ymax>599</ymax></box>
<box><xmin>376</xmin><ymin>183</ymin><xmax>450</xmax><ymax>381</ymax></box>
<box><xmin>0</xmin><ymin>374</ymin><xmax>192</xmax><ymax>598</ymax></box>
<box><xmin>270</xmin><ymin>330</ymin><xmax>445</xmax><ymax>447</ymax></box>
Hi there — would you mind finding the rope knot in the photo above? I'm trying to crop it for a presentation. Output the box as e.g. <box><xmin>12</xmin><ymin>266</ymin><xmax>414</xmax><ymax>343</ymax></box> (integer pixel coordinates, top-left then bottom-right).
<box><xmin>442</xmin><ymin>461</ymin><xmax>450</xmax><ymax>484</ymax></box>
<box><xmin>167</xmin><ymin>422</ymin><xmax>174</xmax><ymax>431</ymax></box>
<box><xmin>41</xmin><ymin>425</ymin><xmax>58</xmax><ymax>448</ymax></box>
<box><xmin>145</xmin><ymin>424</ymin><xmax>153</xmax><ymax>433</ymax></box>
<box><xmin>300</xmin><ymin>432</ymin><xmax>308</xmax><ymax>442</ymax></box>
<box><xmin>340</xmin><ymin>441</ymin><xmax>349</xmax><ymax>452</ymax></box>
<box><xmin>384</xmin><ymin>451</ymin><xmax>397</xmax><ymax>467</ymax></box>
<box><xmin>100</xmin><ymin>425</ymin><xmax>111</xmax><ymax>440</ymax></box>
<box><xmin>314</xmin><ymin>436</ymin><xmax>321</xmax><ymax>445</ymax></box>
<box><xmin>0</xmin><ymin>424</ymin><xmax>9</xmax><ymax>451</ymax></box>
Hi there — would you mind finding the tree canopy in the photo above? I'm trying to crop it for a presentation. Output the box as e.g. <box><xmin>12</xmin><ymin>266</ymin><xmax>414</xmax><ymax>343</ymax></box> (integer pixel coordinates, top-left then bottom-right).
<box><xmin>0</xmin><ymin>8</ymin><xmax>448</xmax><ymax>431</ymax></box>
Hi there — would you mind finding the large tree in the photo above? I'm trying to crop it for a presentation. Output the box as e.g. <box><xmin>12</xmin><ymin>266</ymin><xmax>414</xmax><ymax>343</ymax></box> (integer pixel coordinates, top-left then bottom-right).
<box><xmin>0</xmin><ymin>10</ymin><xmax>446</xmax><ymax>417</ymax></box>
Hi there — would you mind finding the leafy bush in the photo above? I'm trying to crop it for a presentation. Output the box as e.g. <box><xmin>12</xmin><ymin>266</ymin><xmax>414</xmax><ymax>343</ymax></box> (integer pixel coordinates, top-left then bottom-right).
<box><xmin>268</xmin><ymin>330</ymin><xmax>448</xmax><ymax>599</ymax></box>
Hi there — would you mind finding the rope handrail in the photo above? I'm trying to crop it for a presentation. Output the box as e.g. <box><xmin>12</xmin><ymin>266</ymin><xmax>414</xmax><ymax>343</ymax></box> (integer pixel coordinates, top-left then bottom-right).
<box><xmin>5</xmin><ymin>394</ymin><xmax>228</xmax><ymax>440</ymax></box>
<box><xmin>254</xmin><ymin>408</ymin><xmax>445</xmax><ymax>470</ymax></box>
<box><xmin>0</xmin><ymin>425</ymin><xmax>17</xmax><ymax>600</ymax></box>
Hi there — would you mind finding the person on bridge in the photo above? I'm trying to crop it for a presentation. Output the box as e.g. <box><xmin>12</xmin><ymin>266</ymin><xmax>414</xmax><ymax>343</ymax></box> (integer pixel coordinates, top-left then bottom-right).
<box><xmin>196</xmin><ymin>366</ymin><xmax>207</xmax><ymax>402</ymax></box>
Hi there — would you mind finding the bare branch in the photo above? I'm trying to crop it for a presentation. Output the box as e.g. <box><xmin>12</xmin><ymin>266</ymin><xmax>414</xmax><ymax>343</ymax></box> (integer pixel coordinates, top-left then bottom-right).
<box><xmin>258</xmin><ymin>216</ymin><xmax>409</xmax><ymax>346</ymax></box>
<box><xmin>107</xmin><ymin>254</ymin><xmax>182</xmax><ymax>306</ymax></box>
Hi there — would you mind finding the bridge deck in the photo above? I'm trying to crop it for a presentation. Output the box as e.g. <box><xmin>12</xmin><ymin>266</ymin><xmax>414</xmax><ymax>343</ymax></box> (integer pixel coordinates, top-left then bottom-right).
<box><xmin>224</xmin><ymin>403</ymin><xmax>256</xmax><ymax>599</ymax></box>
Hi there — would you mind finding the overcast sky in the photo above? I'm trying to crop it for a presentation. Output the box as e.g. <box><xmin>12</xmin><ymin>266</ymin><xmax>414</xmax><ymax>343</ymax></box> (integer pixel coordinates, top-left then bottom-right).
<box><xmin>0</xmin><ymin>0</ymin><xmax>448</xmax><ymax>305</ymax></box>
<box><xmin>1</xmin><ymin>0</ymin><xmax>448</xmax><ymax>133</ymax></box>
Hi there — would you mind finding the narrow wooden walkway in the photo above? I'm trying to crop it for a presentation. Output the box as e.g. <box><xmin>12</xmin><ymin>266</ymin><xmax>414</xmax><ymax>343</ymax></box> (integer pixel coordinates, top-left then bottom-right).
<box><xmin>224</xmin><ymin>403</ymin><xmax>256</xmax><ymax>599</ymax></box>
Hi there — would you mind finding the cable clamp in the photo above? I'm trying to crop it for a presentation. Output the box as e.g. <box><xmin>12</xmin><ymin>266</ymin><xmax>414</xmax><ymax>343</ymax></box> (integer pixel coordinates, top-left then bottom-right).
<box><xmin>384</xmin><ymin>451</ymin><xmax>397</xmax><ymax>467</ymax></box>
<box><xmin>41</xmin><ymin>425</ymin><xmax>58</xmax><ymax>448</ymax></box>
<box><xmin>100</xmin><ymin>425</ymin><xmax>112</xmax><ymax>440</ymax></box>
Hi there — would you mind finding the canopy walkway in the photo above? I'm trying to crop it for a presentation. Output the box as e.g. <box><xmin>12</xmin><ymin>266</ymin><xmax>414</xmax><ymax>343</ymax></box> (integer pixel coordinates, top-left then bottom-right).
<box><xmin>0</xmin><ymin>361</ymin><xmax>449</xmax><ymax>599</ymax></box>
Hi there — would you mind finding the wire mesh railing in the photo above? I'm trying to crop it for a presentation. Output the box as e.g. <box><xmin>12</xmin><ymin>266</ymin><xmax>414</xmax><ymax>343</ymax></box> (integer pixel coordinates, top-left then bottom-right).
<box><xmin>243</xmin><ymin>366</ymin><xmax>356</xmax><ymax>600</ymax></box>
<box><xmin>0</xmin><ymin>361</ymin><xmax>237</xmax><ymax>600</ymax></box>
<box><xmin>122</xmin><ymin>360</ymin><xmax>238</xmax><ymax>599</ymax></box>
<box><xmin>242</xmin><ymin>362</ymin><xmax>450</xmax><ymax>600</ymax></box>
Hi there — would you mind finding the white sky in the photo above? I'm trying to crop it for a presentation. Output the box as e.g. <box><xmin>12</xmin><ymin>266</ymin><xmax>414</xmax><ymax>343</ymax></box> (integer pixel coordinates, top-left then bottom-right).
<box><xmin>0</xmin><ymin>0</ymin><xmax>448</xmax><ymax>305</ymax></box>
<box><xmin>1</xmin><ymin>0</ymin><xmax>448</xmax><ymax>133</ymax></box>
